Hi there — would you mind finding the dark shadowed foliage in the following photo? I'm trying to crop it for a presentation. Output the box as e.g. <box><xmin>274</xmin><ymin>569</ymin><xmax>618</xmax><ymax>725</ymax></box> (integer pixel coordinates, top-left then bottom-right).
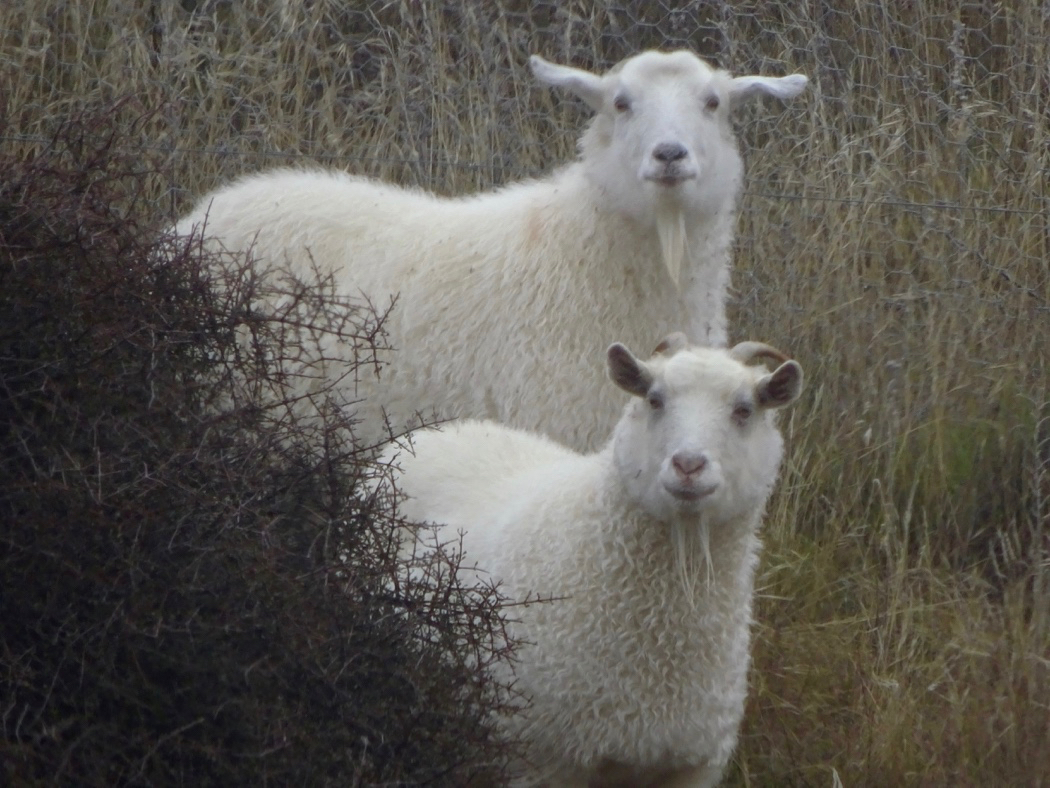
<box><xmin>0</xmin><ymin>100</ymin><xmax>521</xmax><ymax>786</ymax></box>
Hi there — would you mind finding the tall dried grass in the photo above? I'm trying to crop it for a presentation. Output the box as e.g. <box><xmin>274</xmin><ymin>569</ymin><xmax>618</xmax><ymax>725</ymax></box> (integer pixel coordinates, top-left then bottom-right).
<box><xmin>3</xmin><ymin>0</ymin><xmax>1047</xmax><ymax>783</ymax></box>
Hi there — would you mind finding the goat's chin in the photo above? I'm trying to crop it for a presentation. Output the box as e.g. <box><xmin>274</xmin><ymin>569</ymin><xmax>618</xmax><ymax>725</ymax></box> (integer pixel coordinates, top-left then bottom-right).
<box><xmin>642</xmin><ymin>486</ymin><xmax>713</xmax><ymax>521</ymax></box>
<box><xmin>645</xmin><ymin>172</ymin><xmax>730</xmax><ymax>220</ymax></box>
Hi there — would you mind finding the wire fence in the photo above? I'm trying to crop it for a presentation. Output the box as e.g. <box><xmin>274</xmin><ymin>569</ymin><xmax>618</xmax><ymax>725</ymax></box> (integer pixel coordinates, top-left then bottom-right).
<box><xmin>3</xmin><ymin>129</ymin><xmax>1046</xmax><ymax>220</ymax></box>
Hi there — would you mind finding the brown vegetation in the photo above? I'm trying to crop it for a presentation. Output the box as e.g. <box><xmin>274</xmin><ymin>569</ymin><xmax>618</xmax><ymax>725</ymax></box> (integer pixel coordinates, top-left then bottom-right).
<box><xmin>0</xmin><ymin>101</ymin><xmax>519</xmax><ymax>784</ymax></box>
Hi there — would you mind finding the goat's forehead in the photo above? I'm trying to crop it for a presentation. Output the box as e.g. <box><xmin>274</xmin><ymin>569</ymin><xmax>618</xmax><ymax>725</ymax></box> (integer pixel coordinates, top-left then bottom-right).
<box><xmin>615</xmin><ymin>50</ymin><xmax>718</xmax><ymax>87</ymax></box>
<box><xmin>654</xmin><ymin>352</ymin><xmax>757</xmax><ymax>396</ymax></box>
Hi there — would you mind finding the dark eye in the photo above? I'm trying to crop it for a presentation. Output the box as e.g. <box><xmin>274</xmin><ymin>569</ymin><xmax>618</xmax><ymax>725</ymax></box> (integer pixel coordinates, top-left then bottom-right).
<box><xmin>613</xmin><ymin>95</ymin><xmax>631</xmax><ymax>113</ymax></box>
<box><xmin>647</xmin><ymin>392</ymin><xmax>664</xmax><ymax>410</ymax></box>
<box><xmin>732</xmin><ymin>403</ymin><xmax>753</xmax><ymax>424</ymax></box>
<box><xmin>705</xmin><ymin>95</ymin><xmax>720</xmax><ymax>112</ymax></box>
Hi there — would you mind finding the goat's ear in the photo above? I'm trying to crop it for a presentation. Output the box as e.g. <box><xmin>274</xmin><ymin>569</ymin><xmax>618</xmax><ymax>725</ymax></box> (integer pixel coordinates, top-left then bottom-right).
<box><xmin>531</xmin><ymin>55</ymin><xmax>606</xmax><ymax>112</ymax></box>
<box><xmin>756</xmin><ymin>360</ymin><xmax>804</xmax><ymax>409</ymax></box>
<box><xmin>728</xmin><ymin>73</ymin><xmax>808</xmax><ymax>106</ymax></box>
<box><xmin>608</xmin><ymin>343</ymin><xmax>654</xmax><ymax>398</ymax></box>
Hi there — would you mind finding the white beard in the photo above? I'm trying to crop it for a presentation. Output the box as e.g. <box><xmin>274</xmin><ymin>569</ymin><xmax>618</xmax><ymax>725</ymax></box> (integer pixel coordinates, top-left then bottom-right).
<box><xmin>673</xmin><ymin>516</ymin><xmax>713</xmax><ymax>605</ymax></box>
<box><xmin>656</xmin><ymin>206</ymin><xmax>688</xmax><ymax>289</ymax></box>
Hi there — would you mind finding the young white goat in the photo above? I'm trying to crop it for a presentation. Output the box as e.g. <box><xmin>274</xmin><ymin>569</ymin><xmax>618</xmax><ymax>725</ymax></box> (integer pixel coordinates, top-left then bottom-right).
<box><xmin>380</xmin><ymin>334</ymin><xmax>805</xmax><ymax>787</ymax></box>
<box><xmin>177</xmin><ymin>50</ymin><xmax>807</xmax><ymax>450</ymax></box>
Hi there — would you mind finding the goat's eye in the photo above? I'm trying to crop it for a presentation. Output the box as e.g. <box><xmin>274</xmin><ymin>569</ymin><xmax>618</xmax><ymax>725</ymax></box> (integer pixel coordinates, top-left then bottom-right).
<box><xmin>647</xmin><ymin>392</ymin><xmax>664</xmax><ymax>411</ymax></box>
<box><xmin>613</xmin><ymin>95</ymin><xmax>631</xmax><ymax>113</ymax></box>
<box><xmin>705</xmin><ymin>95</ymin><xmax>720</xmax><ymax>112</ymax></box>
<box><xmin>732</xmin><ymin>403</ymin><xmax>753</xmax><ymax>424</ymax></box>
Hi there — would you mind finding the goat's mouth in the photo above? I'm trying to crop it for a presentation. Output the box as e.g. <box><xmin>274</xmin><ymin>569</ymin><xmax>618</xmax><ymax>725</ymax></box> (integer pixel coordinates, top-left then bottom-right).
<box><xmin>664</xmin><ymin>482</ymin><xmax>717</xmax><ymax>502</ymax></box>
<box><xmin>645</xmin><ymin>171</ymin><xmax>696</xmax><ymax>188</ymax></box>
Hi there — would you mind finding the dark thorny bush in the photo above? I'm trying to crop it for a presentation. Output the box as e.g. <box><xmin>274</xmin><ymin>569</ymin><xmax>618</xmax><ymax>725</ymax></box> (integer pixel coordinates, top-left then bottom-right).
<box><xmin>0</xmin><ymin>100</ymin><xmax>520</xmax><ymax>786</ymax></box>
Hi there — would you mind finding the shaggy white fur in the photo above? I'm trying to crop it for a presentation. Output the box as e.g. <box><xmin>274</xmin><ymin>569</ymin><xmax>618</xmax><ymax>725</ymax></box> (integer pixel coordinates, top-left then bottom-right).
<box><xmin>177</xmin><ymin>50</ymin><xmax>807</xmax><ymax>450</ymax></box>
<box><xmin>380</xmin><ymin>335</ymin><xmax>805</xmax><ymax>787</ymax></box>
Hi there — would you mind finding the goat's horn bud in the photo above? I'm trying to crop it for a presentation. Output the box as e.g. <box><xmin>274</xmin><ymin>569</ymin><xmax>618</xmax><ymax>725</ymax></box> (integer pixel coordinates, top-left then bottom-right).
<box><xmin>652</xmin><ymin>332</ymin><xmax>690</xmax><ymax>357</ymax></box>
<box><xmin>729</xmin><ymin>341</ymin><xmax>789</xmax><ymax>367</ymax></box>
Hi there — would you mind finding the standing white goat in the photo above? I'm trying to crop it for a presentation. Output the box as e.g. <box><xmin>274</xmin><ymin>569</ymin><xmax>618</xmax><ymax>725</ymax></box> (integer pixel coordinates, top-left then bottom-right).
<box><xmin>177</xmin><ymin>50</ymin><xmax>807</xmax><ymax>450</ymax></box>
<box><xmin>379</xmin><ymin>334</ymin><xmax>804</xmax><ymax>787</ymax></box>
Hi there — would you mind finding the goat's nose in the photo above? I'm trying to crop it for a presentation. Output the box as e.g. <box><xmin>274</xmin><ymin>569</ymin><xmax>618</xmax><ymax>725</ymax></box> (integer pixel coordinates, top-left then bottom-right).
<box><xmin>672</xmin><ymin>451</ymin><xmax>707</xmax><ymax>479</ymax></box>
<box><xmin>653</xmin><ymin>142</ymin><xmax>688</xmax><ymax>163</ymax></box>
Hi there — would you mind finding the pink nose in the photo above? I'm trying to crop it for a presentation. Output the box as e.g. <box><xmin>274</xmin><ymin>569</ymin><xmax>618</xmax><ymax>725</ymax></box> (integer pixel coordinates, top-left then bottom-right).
<box><xmin>672</xmin><ymin>451</ymin><xmax>707</xmax><ymax>479</ymax></box>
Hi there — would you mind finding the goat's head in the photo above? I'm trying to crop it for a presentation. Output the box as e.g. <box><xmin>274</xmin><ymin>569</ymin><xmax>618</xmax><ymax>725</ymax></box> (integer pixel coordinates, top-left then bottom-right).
<box><xmin>531</xmin><ymin>50</ymin><xmax>808</xmax><ymax>220</ymax></box>
<box><xmin>607</xmin><ymin>333</ymin><xmax>804</xmax><ymax>526</ymax></box>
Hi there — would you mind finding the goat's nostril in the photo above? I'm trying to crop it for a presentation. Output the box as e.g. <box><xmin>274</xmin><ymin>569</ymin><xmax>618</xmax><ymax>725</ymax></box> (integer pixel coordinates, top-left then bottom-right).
<box><xmin>672</xmin><ymin>452</ymin><xmax>707</xmax><ymax>478</ymax></box>
<box><xmin>652</xmin><ymin>142</ymin><xmax>688</xmax><ymax>163</ymax></box>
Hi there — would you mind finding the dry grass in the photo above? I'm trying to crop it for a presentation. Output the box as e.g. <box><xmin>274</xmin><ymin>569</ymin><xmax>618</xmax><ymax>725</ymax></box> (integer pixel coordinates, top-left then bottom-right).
<box><xmin>3</xmin><ymin>0</ymin><xmax>1047</xmax><ymax>784</ymax></box>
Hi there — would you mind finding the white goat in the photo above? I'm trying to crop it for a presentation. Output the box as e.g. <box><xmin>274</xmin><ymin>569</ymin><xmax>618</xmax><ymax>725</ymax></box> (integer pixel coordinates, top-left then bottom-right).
<box><xmin>177</xmin><ymin>50</ymin><xmax>807</xmax><ymax>450</ymax></box>
<box><xmin>380</xmin><ymin>334</ymin><xmax>804</xmax><ymax>787</ymax></box>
